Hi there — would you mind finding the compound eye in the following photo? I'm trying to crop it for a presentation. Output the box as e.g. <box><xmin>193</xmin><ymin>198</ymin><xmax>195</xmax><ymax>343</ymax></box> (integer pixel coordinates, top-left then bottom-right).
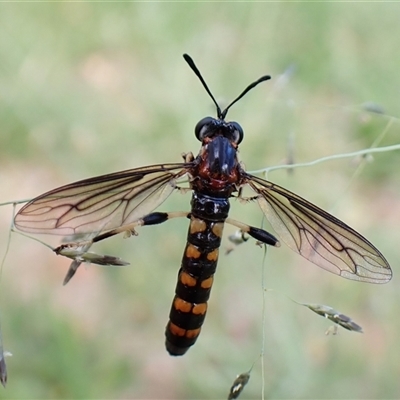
<box><xmin>229</xmin><ymin>121</ymin><xmax>244</xmax><ymax>144</ymax></box>
<box><xmin>195</xmin><ymin>117</ymin><xmax>215</xmax><ymax>141</ymax></box>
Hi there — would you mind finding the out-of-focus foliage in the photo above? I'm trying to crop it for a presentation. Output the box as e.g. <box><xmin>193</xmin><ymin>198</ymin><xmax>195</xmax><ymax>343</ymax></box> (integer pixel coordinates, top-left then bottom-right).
<box><xmin>0</xmin><ymin>3</ymin><xmax>399</xmax><ymax>399</ymax></box>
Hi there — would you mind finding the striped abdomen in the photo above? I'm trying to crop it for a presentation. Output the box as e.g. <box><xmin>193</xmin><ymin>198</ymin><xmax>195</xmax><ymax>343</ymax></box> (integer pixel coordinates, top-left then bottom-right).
<box><xmin>165</xmin><ymin>192</ymin><xmax>230</xmax><ymax>355</ymax></box>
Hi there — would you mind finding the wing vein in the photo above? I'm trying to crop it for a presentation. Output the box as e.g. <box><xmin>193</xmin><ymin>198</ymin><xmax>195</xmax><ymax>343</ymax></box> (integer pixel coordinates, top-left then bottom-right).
<box><xmin>245</xmin><ymin>173</ymin><xmax>391</xmax><ymax>283</ymax></box>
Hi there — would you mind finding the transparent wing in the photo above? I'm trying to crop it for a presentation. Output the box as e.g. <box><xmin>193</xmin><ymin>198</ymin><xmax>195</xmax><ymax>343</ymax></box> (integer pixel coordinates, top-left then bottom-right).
<box><xmin>246</xmin><ymin>174</ymin><xmax>391</xmax><ymax>283</ymax></box>
<box><xmin>15</xmin><ymin>163</ymin><xmax>187</xmax><ymax>236</ymax></box>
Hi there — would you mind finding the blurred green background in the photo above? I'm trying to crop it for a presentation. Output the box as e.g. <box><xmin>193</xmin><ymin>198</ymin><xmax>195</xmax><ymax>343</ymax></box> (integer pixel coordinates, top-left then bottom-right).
<box><xmin>0</xmin><ymin>3</ymin><xmax>399</xmax><ymax>399</ymax></box>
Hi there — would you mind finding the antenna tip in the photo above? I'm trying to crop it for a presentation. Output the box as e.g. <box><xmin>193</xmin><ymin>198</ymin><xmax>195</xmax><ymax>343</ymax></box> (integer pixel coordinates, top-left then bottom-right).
<box><xmin>260</xmin><ymin>75</ymin><xmax>272</xmax><ymax>82</ymax></box>
<box><xmin>183</xmin><ymin>53</ymin><xmax>192</xmax><ymax>63</ymax></box>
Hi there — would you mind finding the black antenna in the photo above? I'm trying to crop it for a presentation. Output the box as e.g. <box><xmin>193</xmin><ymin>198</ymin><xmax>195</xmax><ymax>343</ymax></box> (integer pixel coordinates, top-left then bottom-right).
<box><xmin>183</xmin><ymin>53</ymin><xmax>271</xmax><ymax>120</ymax></box>
<box><xmin>220</xmin><ymin>75</ymin><xmax>271</xmax><ymax>119</ymax></box>
<box><xmin>183</xmin><ymin>54</ymin><xmax>223</xmax><ymax>118</ymax></box>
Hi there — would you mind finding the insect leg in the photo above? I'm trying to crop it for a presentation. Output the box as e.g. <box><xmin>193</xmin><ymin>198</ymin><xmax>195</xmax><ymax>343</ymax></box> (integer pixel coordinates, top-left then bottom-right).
<box><xmin>55</xmin><ymin>211</ymin><xmax>190</xmax><ymax>284</ymax></box>
<box><xmin>225</xmin><ymin>217</ymin><xmax>281</xmax><ymax>247</ymax></box>
<box><xmin>93</xmin><ymin>211</ymin><xmax>190</xmax><ymax>242</ymax></box>
<box><xmin>54</xmin><ymin>211</ymin><xmax>190</xmax><ymax>253</ymax></box>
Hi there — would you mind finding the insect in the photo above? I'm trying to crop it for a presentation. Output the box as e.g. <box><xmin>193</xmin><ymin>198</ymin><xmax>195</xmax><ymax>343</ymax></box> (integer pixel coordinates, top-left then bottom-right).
<box><xmin>14</xmin><ymin>54</ymin><xmax>392</xmax><ymax>356</ymax></box>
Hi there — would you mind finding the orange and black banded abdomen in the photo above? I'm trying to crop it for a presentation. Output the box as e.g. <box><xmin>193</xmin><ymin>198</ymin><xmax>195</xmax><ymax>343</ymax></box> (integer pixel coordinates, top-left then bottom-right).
<box><xmin>165</xmin><ymin>192</ymin><xmax>230</xmax><ymax>356</ymax></box>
